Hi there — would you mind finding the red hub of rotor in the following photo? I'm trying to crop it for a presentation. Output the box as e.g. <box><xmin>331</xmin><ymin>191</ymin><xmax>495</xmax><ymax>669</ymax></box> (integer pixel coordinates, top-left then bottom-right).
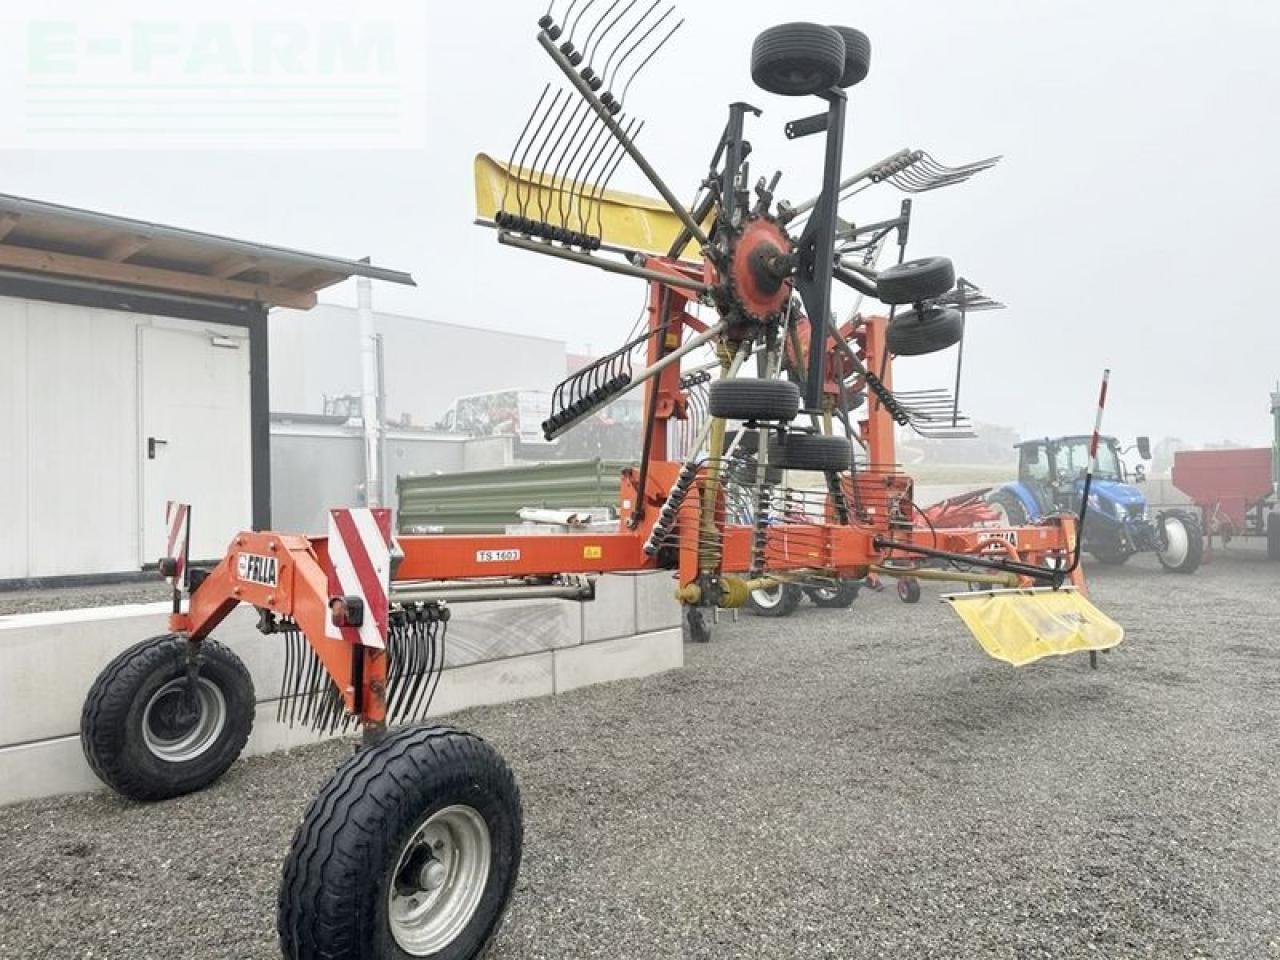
<box><xmin>727</xmin><ymin>217</ymin><xmax>793</xmax><ymax>322</ymax></box>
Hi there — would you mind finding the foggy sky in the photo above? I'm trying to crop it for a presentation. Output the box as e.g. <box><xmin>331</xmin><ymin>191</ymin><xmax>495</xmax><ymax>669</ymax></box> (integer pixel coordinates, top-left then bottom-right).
<box><xmin>3</xmin><ymin>0</ymin><xmax>1277</xmax><ymax>447</ymax></box>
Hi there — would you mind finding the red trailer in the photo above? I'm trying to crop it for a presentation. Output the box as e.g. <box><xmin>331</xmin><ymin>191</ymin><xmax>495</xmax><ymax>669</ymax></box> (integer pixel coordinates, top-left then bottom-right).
<box><xmin>1171</xmin><ymin>391</ymin><xmax>1280</xmax><ymax>559</ymax></box>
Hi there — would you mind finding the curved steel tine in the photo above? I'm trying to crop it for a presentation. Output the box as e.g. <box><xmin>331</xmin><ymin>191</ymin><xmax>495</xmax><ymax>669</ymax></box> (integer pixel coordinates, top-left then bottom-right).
<box><xmin>583</xmin><ymin>0</ymin><xmax>633</xmax><ymax>68</ymax></box>
<box><xmin>548</xmin><ymin>99</ymin><xmax>597</xmax><ymax>227</ymax></box>
<box><xmin>580</xmin><ymin>114</ymin><xmax>636</xmax><ymax>235</ymax></box>
<box><xmin>593</xmin><ymin>118</ymin><xmax>645</xmax><ymax>237</ymax></box>
<box><xmin>515</xmin><ymin>88</ymin><xmax>564</xmax><ymax>217</ymax></box>
<box><xmin>502</xmin><ymin>84</ymin><xmax>552</xmax><ymax>217</ymax></box>
<box><xmin>528</xmin><ymin>90</ymin><xmax>576</xmax><ymax>221</ymax></box>
<box><xmin>617</xmin><ymin>17</ymin><xmax>683</xmax><ymax>107</ymax></box>
<box><xmin>600</xmin><ymin>0</ymin><xmax>661</xmax><ymax>86</ymax></box>
<box><xmin>566</xmin><ymin>0</ymin><xmax>600</xmax><ymax>45</ymax></box>
<box><xmin>566</xmin><ymin>108</ymin><xmax>616</xmax><ymax>232</ymax></box>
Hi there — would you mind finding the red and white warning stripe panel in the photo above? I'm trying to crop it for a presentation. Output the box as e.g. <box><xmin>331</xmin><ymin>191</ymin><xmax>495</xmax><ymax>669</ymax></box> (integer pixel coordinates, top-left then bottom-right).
<box><xmin>164</xmin><ymin>501</ymin><xmax>190</xmax><ymax>588</ymax></box>
<box><xmin>325</xmin><ymin>507</ymin><xmax>393</xmax><ymax>649</ymax></box>
<box><xmin>1088</xmin><ymin>369</ymin><xmax>1111</xmax><ymax>473</ymax></box>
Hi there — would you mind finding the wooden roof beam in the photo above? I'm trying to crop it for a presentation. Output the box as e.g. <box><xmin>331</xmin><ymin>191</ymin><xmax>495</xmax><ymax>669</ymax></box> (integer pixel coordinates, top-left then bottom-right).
<box><xmin>207</xmin><ymin>253</ymin><xmax>259</xmax><ymax>279</ymax></box>
<box><xmin>0</xmin><ymin>244</ymin><xmax>317</xmax><ymax>309</ymax></box>
<box><xmin>100</xmin><ymin>232</ymin><xmax>151</xmax><ymax>262</ymax></box>
<box><xmin>0</xmin><ymin>212</ymin><xmax>20</xmax><ymax>242</ymax></box>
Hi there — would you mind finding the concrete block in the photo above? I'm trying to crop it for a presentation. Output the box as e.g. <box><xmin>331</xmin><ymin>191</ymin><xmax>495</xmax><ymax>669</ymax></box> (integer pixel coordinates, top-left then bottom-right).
<box><xmin>634</xmin><ymin>571</ymin><xmax>681</xmax><ymax>633</ymax></box>
<box><xmin>554</xmin><ymin>628</ymin><xmax>683</xmax><ymax>695</ymax></box>
<box><xmin>427</xmin><ymin>651</ymin><xmax>556</xmax><ymax>718</ymax></box>
<box><xmin>0</xmin><ymin>736</ymin><xmax>100</xmax><ymax>806</ymax></box>
<box><xmin>582</xmin><ymin>573</ymin><xmax>638</xmax><ymax>644</ymax></box>
<box><xmin>443</xmin><ymin>599</ymin><xmax>582</xmax><ymax>667</ymax></box>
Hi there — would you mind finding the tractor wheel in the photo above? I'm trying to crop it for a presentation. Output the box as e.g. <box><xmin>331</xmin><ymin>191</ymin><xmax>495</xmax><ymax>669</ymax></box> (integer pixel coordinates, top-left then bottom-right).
<box><xmin>876</xmin><ymin>257</ymin><xmax>955</xmax><ymax>305</ymax></box>
<box><xmin>886</xmin><ymin>307</ymin><xmax>964</xmax><ymax>357</ymax></box>
<box><xmin>897</xmin><ymin>577</ymin><xmax>922</xmax><ymax>604</ymax></box>
<box><xmin>709</xmin><ymin>378</ymin><xmax>801</xmax><ymax>422</ymax></box>
<box><xmin>278</xmin><ymin>725</ymin><xmax>522</xmax><ymax>960</ymax></box>
<box><xmin>1157</xmin><ymin>513</ymin><xmax>1203</xmax><ymax>574</ymax></box>
<box><xmin>1090</xmin><ymin>544</ymin><xmax>1133</xmax><ymax>565</ymax></box>
<box><xmin>986</xmin><ymin>490</ymin><xmax>1029</xmax><ymax>526</ymax></box>
<box><xmin>768</xmin><ymin>432</ymin><xmax>853</xmax><ymax>472</ymax></box>
<box><xmin>828</xmin><ymin>26</ymin><xmax>871</xmax><ymax>88</ymax></box>
<box><xmin>80</xmin><ymin>635</ymin><xmax>255</xmax><ymax>801</ymax></box>
<box><xmin>751</xmin><ymin>23</ymin><xmax>847</xmax><ymax>97</ymax></box>
<box><xmin>1267</xmin><ymin>512</ymin><xmax>1280</xmax><ymax>561</ymax></box>
<box><xmin>746</xmin><ymin>582</ymin><xmax>804</xmax><ymax>617</ymax></box>
<box><xmin>805</xmin><ymin>580</ymin><xmax>860</xmax><ymax>608</ymax></box>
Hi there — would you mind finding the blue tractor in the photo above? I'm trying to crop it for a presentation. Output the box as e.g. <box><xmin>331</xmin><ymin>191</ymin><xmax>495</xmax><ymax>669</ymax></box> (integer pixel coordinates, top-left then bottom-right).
<box><xmin>987</xmin><ymin>434</ymin><xmax>1203</xmax><ymax>573</ymax></box>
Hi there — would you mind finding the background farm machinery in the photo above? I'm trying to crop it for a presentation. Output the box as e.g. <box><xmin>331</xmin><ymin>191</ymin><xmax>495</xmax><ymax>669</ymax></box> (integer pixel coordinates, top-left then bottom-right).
<box><xmin>1171</xmin><ymin>387</ymin><xmax>1280</xmax><ymax>559</ymax></box>
<box><xmin>80</xmin><ymin>9</ymin><xmax>1126</xmax><ymax>960</ymax></box>
<box><xmin>987</xmin><ymin>434</ymin><xmax>1204</xmax><ymax>573</ymax></box>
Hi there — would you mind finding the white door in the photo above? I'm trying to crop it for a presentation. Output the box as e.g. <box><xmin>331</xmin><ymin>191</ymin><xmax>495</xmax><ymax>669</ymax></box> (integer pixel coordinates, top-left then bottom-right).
<box><xmin>140</xmin><ymin>325</ymin><xmax>252</xmax><ymax>564</ymax></box>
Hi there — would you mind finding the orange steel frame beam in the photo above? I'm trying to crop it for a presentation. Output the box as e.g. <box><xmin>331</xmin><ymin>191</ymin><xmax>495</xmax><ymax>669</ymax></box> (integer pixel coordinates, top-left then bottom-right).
<box><xmin>170</xmin><ymin>263</ymin><xmax>1083</xmax><ymax>729</ymax></box>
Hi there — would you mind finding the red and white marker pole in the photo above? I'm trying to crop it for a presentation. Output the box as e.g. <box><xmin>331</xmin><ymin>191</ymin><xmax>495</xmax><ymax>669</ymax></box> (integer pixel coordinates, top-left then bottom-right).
<box><xmin>1067</xmin><ymin>369</ymin><xmax>1111</xmax><ymax>573</ymax></box>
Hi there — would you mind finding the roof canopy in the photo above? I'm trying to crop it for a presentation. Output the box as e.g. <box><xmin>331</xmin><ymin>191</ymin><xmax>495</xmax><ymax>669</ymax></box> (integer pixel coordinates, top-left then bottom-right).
<box><xmin>0</xmin><ymin>193</ymin><xmax>414</xmax><ymax>310</ymax></box>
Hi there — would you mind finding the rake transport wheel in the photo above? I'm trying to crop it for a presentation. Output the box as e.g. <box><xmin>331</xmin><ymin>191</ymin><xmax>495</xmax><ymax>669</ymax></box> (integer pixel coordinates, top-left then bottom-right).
<box><xmin>897</xmin><ymin>577</ymin><xmax>923</xmax><ymax>604</ymax></box>
<box><xmin>769</xmin><ymin>432</ymin><xmax>853</xmax><ymax>472</ymax></box>
<box><xmin>1156</xmin><ymin>513</ymin><xmax>1204</xmax><ymax>574</ymax></box>
<box><xmin>805</xmin><ymin>579</ymin><xmax>860</xmax><ymax>608</ymax></box>
<box><xmin>828</xmin><ymin>26</ymin><xmax>871</xmax><ymax>87</ymax></box>
<box><xmin>709</xmin><ymin>378</ymin><xmax>802</xmax><ymax>422</ymax></box>
<box><xmin>751</xmin><ymin>23</ymin><xmax>847</xmax><ymax>97</ymax></box>
<box><xmin>279</xmin><ymin>725</ymin><xmax>523</xmax><ymax>960</ymax></box>
<box><xmin>886</xmin><ymin>306</ymin><xmax>964</xmax><ymax>357</ymax></box>
<box><xmin>746</xmin><ymin>582</ymin><xmax>804</xmax><ymax>617</ymax></box>
<box><xmin>80</xmin><ymin>635</ymin><xmax>254</xmax><ymax>801</ymax></box>
<box><xmin>876</xmin><ymin>256</ymin><xmax>956</xmax><ymax>305</ymax></box>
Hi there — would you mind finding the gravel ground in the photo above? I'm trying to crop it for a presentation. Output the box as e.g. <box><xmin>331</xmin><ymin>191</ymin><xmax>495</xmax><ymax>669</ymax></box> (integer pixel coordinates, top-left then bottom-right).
<box><xmin>0</xmin><ymin>580</ymin><xmax>171</xmax><ymax>616</ymax></box>
<box><xmin>2</xmin><ymin>552</ymin><xmax>1278</xmax><ymax>959</ymax></box>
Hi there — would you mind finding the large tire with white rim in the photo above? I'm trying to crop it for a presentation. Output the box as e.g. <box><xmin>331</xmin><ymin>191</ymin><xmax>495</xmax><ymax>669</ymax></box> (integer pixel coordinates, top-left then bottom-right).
<box><xmin>746</xmin><ymin>582</ymin><xmax>804</xmax><ymax>617</ymax></box>
<box><xmin>278</xmin><ymin>724</ymin><xmax>523</xmax><ymax>960</ymax></box>
<box><xmin>80</xmin><ymin>634</ymin><xmax>255</xmax><ymax>801</ymax></box>
<box><xmin>986</xmin><ymin>489</ymin><xmax>1029</xmax><ymax>526</ymax></box>
<box><xmin>1156</xmin><ymin>513</ymin><xmax>1203</xmax><ymax>574</ymax></box>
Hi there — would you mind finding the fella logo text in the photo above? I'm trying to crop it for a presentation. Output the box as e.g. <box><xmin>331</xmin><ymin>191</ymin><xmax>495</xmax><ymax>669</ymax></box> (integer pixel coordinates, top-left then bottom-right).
<box><xmin>237</xmin><ymin>552</ymin><xmax>278</xmax><ymax>586</ymax></box>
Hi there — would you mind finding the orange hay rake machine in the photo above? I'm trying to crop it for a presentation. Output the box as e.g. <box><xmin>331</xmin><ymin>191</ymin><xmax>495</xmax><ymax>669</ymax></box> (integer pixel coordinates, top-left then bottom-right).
<box><xmin>81</xmin><ymin>9</ymin><xmax>1124</xmax><ymax>958</ymax></box>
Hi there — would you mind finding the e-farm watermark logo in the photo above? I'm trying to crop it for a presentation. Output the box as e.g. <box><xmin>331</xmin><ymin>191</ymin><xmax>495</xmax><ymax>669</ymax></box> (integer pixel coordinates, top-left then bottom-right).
<box><xmin>9</xmin><ymin>3</ymin><xmax>426</xmax><ymax>148</ymax></box>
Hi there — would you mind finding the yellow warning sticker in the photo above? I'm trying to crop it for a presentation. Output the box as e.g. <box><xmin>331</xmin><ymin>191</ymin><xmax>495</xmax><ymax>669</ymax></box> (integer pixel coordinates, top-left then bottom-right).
<box><xmin>583</xmin><ymin>545</ymin><xmax>603</xmax><ymax>560</ymax></box>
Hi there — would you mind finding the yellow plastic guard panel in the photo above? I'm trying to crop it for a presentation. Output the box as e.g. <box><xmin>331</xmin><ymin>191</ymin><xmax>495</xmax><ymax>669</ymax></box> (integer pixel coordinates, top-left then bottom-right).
<box><xmin>474</xmin><ymin>153</ymin><xmax>710</xmax><ymax>257</ymax></box>
<box><xmin>943</xmin><ymin>588</ymin><xmax>1124</xmax><ymax>667</ymax></box>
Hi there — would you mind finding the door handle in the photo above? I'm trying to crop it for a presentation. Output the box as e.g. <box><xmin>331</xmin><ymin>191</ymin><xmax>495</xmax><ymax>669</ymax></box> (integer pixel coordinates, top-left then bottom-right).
<box><xmin>147</xmin><ymin>437</ymin><xmax>168</xmax><ymax>460</ymax></box>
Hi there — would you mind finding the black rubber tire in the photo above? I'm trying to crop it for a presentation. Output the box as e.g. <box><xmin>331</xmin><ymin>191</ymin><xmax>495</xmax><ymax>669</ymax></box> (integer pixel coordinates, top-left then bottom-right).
<box><xmin>897</xmin><ymin>578</ymin><xmax>922</xmax><ymax>604</ymax></box>
<box><xmin>725</xmin><ymin>428</ymin><xmax>760</xmax><ymax>456</ymax></box>
<box><xmin>684</xmin><ymin>605</ymin><xmax>712</xmax><ymax>643</ymax></box>
<box><xmin>876</xmin><ymin>256</ymin><xmax>956</xmax><ymax>305</ymax></box>
<box><xmin>278</xmin><ymin>724</ymin><xmax>523</xmax><ymax>960</ymax></box>
<box><xmin>709</xmin><ymin>378</ymin><xmax>801</xmax><ymax>422</ymax></box>
<box><xmin>1157</xmin><ymin>513</ymin><xmax>1204</xmax><ymax>574</ymax></box>
<box><xmin>1268</xmin><ymin>512</ymin><xmax>1280</xmax><ymax>561</ymax></box>
<box><xmin>80</xmin><ymin>635</ymin><xmax>255</xmax><ymax>802</ymax></box>
<box><xmin>768</xmin><ymin>432</ymin><xmax>853</xmax><ymax>472</ymax></box>
<box><xmin>746</xmin><ymin>582</ymin><xmax>804</xmax><ymax>617</ymax></box>
<box><xmin>805</xmin><ymin>580</ymin><xmax>859</xmax><ymax>608</ymax></box>
<box><xmin>828</xmin><ymin>26</ymin><xmax>871</xmax><ymax>87</ymax></box>
<box><xmin>986</xmin><ymin>490</ymin><xmax>1029</xmax><ymax>526</ymax></box>
<box><xmin>751</xmin><ymin>23</ymin><xmax>846</xmax><ymax>97</ymax></box>
<box><xmin>1090</xmin><ymin>545</ymin><xmax>1133</xmax><ymax>565</ymax></box>
<box><xmin>886</xmin><ymin>306</ymin><xmax>964</xmax><ymax>357</ymax></box>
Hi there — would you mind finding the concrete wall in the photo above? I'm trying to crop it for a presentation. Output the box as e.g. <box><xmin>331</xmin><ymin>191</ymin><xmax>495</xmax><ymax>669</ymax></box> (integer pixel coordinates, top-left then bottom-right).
<box><xmin>0</xmin><ymin>572</ymin><xmax>683</xmax><ymax>806</ymax></box>
<box><xmin>269</xmin><ymin>304</ymin><xmax>567</xmax><ymax>428</ymax></box>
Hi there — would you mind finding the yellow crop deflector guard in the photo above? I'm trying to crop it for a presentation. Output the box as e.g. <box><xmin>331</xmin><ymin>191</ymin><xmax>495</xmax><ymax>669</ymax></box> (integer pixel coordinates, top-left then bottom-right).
<box><xmin>943</xmin><ymin>587</ymin><xmax>1124</xmax><ymax>667</ymax></box>
<box><xmin>474</xmin><ymin>153</ymin><xmax>711</xmax><ymax>257</ymax></box>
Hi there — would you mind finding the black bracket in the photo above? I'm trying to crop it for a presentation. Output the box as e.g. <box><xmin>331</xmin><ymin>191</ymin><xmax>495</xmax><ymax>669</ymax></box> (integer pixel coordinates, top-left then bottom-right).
<box><xmin>785</xmin><ymin>112</ymin><xmax>829</xmax><ymax>140</ymax></box>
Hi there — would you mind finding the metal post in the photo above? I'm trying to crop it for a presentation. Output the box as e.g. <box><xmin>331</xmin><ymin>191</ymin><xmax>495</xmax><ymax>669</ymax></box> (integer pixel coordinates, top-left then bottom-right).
<box><xmin>358</xmin><ymin>275</ymin><xmax>381</xmax><ymax>507</ymax></box>
<box><xmin>248</xmin><ymin>304</ymin><xmax>272</xmax><ymax>529</ymax></box>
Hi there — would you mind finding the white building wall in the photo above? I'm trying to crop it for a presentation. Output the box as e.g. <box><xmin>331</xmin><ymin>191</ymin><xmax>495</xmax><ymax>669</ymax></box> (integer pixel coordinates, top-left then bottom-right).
<box><xmin>269</xmin><ymin>304</ymin><xmax>567</xmax><ymax>426</ymax></box>
<box><xmin>0</xmin><ymin>296</ymin><xmax>250</xmax><ymax>581</ymax></box>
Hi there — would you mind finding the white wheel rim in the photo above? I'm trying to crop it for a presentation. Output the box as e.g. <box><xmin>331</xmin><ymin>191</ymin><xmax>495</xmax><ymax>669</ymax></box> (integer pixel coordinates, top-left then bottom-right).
<box><xmin>989</xmin><ymin>500</ymin><xmax>1011</xmax><ymax>524</ymax></box>
<box><xmin>751</xmin><ymin>586</ymin><xmax>783</xmax><ymax>608</ymax></box>
<box><xmin>813</xmin><ymin>586</ymin><xmax>838</xmax><ymax>601</ymax></box>
<box><xmin>142</xmin><ymin>677</ymin><xmax>227</xmax><ymax>763</ymax></box>
<box><xmin>388</xmin><ymin>805</ymin><xmax>491</xmax><ymax>956</ymax></box>
<box><xmin>1159</xmin><ymin>517</ymin><xmax>1190</xmax><ymax>567</ymax></box>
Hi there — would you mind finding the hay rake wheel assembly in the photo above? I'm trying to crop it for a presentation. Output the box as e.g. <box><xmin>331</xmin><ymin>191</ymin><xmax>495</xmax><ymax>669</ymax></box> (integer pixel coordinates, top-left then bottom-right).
<box><xmin>80</xmin><ymin>8</ymin><xmax>1128</xmax><ymax>960</ymax></box>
